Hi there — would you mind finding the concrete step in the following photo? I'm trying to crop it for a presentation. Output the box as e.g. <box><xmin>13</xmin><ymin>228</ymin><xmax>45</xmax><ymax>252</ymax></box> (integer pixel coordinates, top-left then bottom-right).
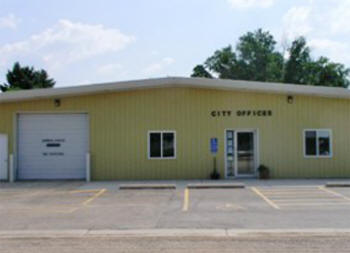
<box><xmin>187</xmin><ymin>183</ymin><xmax>245</xmax><ymax>189</ymax></box>
<box><xmin>325</xmin><ymin>182</ymin><xmax>350</xmax><ymax>188</ymax></box>
<box><xmin>119</xmin><ymin>184</ymin><xmax>176</xmax><ymax>190</ymax></box>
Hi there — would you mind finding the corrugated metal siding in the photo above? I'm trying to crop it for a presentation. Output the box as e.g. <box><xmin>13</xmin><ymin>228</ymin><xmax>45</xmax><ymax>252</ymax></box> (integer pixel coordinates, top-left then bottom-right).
<box><xmin>0</xmin><ymin>86</ymin><xmax>350</xmax><ymax>180</ymax></box>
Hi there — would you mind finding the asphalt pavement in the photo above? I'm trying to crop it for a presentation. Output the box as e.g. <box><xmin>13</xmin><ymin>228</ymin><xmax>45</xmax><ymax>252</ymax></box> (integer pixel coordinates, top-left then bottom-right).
<box><xmin>1</xmin><ymin>180</ymin><xmax>350</xmax><ymax>230</ymax></box>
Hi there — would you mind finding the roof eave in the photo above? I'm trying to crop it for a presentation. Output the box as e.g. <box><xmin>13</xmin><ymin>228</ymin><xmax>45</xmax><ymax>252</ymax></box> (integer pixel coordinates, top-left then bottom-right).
<box><xmin>0</xmin><ymin>77</ymin><xmax>349</xmax><ymax>103</ymax></box>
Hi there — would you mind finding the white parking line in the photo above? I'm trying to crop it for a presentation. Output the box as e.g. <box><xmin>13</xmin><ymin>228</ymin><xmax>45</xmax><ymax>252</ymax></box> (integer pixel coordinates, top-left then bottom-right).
<box><xmin>278</xmin><ymin>202</ymin><xmax>350</xmax><ymax>206</ymax></box>
<box><xmin>251</xmin><ymin>187</ymin><xmax>280</xmax><ymax>210</ymax></box>
<box><xmin>182</xmin><ymin>188</ymin><xmax>189</xmax><ymax>212</ymax></box>
<box><xmin>253</xmin><ymin>186</ymin><xmax>350</xmax><ymax>209</ymax></box>
<box><xmin>319</xmin><ymin>186</ymin><xmax>350</xmax><ymax>202</ymax></box>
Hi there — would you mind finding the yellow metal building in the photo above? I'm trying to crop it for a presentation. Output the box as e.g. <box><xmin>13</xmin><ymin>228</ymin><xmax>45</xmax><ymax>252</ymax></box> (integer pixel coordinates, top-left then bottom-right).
<box><xmin>0</xmin><ymin>77</ymin><xmax>349</xmax><ymax>181</ymax></box>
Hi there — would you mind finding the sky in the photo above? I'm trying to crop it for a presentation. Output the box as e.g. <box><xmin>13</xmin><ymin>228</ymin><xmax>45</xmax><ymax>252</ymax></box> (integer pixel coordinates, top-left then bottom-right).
<box><xmin>0</xmin><ymin>0</ymin><xmax>349</xmax><ymax>87</ymax></box>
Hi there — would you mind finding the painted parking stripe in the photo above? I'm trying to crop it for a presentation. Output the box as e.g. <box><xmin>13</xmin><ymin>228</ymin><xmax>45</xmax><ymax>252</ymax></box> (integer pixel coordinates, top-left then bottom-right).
<box><xmin>182</xmin><ymin>188</ymin><xmax>189</xmax><ymax>212</ymax></box>
<box><xmin>319</xmin><ymin>186</ymin><xmax>350</xmax><ymax>202</ymax></box>
<box><xmin>266</xmin><ymin>195</ymin><xmax>342</xmax><ymax>199</ymax></box>
<box><xmin>274</xmin><ymin>198</ymin><xmax>346</xmax><ymax>202</ymax></box>
<box><xmin>253</xmin><ymin>186</ymin><xmax>350</xmax><ymax>209</ymax></box>
<box><xmin>82</xmin><ymin>188</ymin><xmax>106</xmax><ymax>206</ymax></box>
<box><xmin>251</xmin><ymin>187</ymin><xmax>280</xmax><ymax>210</ymax></box>
<box><xmin>255</xmin><ymin>186</ymin><xmax>318</xmax><ymax>191</ymax></box>
<box><xmin>70</xmin><ymin>189</ymin><xmax>102</xmax><ymax>194</ymax></box>
<box><xmin>278</xmin><ymin>202</ymin><xmax>350</xmax><ymax>206</ymax></box>
<box><xmin>260</xmin><ymin>190</ymin><xmax>327</xmax><ymax>194</ymax></box>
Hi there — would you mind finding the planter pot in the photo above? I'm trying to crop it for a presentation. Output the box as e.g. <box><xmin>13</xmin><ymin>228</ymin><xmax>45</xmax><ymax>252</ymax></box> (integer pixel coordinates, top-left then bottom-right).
<box><xmin>259</xmin><ymin>171</ymin><xmax>269</xmax><ymax>179</ymax></box>
<box><xmin>257</xmin><ymin>165</ymin><xmax>270</xmax><ymax>180</ymax></box>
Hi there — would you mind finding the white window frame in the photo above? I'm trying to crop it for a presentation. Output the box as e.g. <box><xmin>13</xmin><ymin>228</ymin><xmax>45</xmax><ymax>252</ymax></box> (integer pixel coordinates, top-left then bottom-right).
<box><xmin>148</xmin><ymin>130</ymin><xmax>176</xmax><ymax>160</ymax></box>
<box><xmin>224</xmin><ymin>128</ymin><xmax>259</xmax><ymax>179</ymax></box>
<box><xmin>303</xmin><ymin>129</ymin><xmax>333</xmax><ymax>158</ymax></box>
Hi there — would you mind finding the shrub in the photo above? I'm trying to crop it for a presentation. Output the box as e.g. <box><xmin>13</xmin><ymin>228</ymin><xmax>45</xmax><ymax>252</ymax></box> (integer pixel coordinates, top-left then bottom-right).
<box><xmin>258</xmin><ymin>165</ymin><xmax>270</xmax><ymax>179</ymax></box>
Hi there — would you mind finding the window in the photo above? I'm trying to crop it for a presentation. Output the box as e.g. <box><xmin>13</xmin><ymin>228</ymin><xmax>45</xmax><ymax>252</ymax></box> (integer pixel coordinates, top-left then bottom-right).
<box><xmin>304</xmin><ymin>129</ymin><xmax>332</xmax><ymax>158</ymax></box>
<box><xmin>148</xmin><ymin>131</ymin><xmax>176</xmax><ymax>159</ymax></box>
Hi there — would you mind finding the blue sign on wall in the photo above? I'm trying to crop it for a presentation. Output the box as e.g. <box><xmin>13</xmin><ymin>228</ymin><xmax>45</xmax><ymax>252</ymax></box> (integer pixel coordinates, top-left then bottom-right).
<box><xmin>210</xmin><ymin>138</ymin><xmax>218</xmax><ymax>154</ymax></box>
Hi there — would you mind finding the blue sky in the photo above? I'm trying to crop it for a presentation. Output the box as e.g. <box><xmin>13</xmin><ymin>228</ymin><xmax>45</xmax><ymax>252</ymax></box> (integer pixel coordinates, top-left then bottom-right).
<box><xmin>1</xmin><ymin>0</ymin><xmax>349</xmax><ymax>87</ymax></box>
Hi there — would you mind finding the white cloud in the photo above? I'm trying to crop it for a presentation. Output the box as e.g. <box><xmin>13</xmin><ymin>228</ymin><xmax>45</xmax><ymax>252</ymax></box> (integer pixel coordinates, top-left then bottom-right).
<box><xmin>151</xmin><ymin>50</ymin><xmax>159</xmax><ymax>56</ymax></box>
<box><xmin>309</xmin><ymin>38</ymin><xmax>350</xmax><ymax>63</ymax></box>
<box><xmin>282</xmin><ymin>0</ymin><xmax>350</xmax><ymax>39</ymax></box>
<box><xmin>143</xmin><ymin>57</ymin><xmax>175</xmax><ymax>75</ymax></box>
<box><xmin>84</xmin><ymin>63</ymin><xmax>128</xmax><ymax>84</ymax></box>
<box><xmin>329</xmin><ymin>0</ymin><xmax>350</xmax><ymax>34</ymax></box>
<box><xmin>97</xmin><ymin>63</ymin><xmax>123</xmax><ymax>75</ymax></box>
<box><xmin>0</xmin><ymin>19</ymin><xmax>135</xmax><ymax>69</ymax></box>
<box><xmin>162</xmin><ymin>57</ymin><xmax>175</xmax><ymax>65</ymax></box>
<box><xmin>227</xmin><ymin>0</ymin><xmax>275</xmax><ymax>9</ymax></box>
<box><xmin>282</xmin><ymin>6</ymin><xmax>312</xmax><ymax>40</ymax></box>
<box><xmin>0</xmin><ymin>13</ymin><xmax>20</xmax><ymax>29</ymax></box>
<box><xmin>279</xmin><ymin>0</ymin><xmax>350</xmax><ymax>66</ymax></box>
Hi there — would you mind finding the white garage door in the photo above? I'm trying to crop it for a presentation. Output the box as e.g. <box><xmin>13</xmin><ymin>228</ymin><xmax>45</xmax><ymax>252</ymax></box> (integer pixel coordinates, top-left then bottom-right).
<box><xmin>18</xmin><ymin>114</ymin><xmax>89</xmax><ymax>180</ymax></box>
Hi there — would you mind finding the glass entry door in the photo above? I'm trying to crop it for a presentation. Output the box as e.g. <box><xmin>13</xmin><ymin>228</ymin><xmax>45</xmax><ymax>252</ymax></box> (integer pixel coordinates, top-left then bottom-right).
<box><xmin>225</xmin><ymin>130</ymin><xmax>257</xmax><ymax>178</ymax></box>
<box><xmin>237</xmin><ymin>132</ymin><xmax>255</xmax><ymax>175</ymax></box>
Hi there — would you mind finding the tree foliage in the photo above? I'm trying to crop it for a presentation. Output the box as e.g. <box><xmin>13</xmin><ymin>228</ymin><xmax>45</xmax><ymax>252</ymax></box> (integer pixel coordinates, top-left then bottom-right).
<box><xmin>205</xmin><ymin>45</ymin><xmax>238</xmax><ymax>79</ymax></box>
<box><xmin>192</xmin><ymin>29</ymin><xmax>350</xmax><ymax>88</ymax></box>
<box><xmin>0</xmin><ymin>62</ymin><xmax>55</xmax><ymax>92</ymax></box>
<box><xmin>235</xmin><ymin>29</ymin><xmax>284</xmax><ymax>82</ymax></box>
<box><xmin>283</xmin><ymin>37</ymin><xmax>311</xmax><ymax>84</ymax></box>
<box><xmin>191</xmin><ymin>65</ymin><xmax>213</xmax><ymax>78</ymax></box>
<box><xmin>306</xmin><ymin>57</ymin><xmax>350</xmax><ymax>88</ymax></box>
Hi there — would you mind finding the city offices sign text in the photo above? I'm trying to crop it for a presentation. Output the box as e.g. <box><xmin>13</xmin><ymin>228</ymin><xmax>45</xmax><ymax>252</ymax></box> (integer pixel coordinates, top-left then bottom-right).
<box><xmin>211</xmin><ymin>110</ymin><xmax>273</xmax><ymax>117</ymax></box>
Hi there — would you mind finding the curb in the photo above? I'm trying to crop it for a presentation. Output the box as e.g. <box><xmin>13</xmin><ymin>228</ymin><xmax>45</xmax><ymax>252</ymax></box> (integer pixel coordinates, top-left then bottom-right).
<box><xmin>326</xmin><ymin>182</ymin><xmax>350</xmax><ymax>188</ymax></box>
<box><xmin>187</xmin><ymin>183</ymin><xmax>245</xmax><ymax>189</ymax></box>
<box><xmin>2</xmin><ymin>229</ymin><xmax>350</xmax><ymax>239</ymax></box>
<box><xmin>119</xmin><ymin>184</ymin><xmax>176</xmax><ymax>190</ymax></box>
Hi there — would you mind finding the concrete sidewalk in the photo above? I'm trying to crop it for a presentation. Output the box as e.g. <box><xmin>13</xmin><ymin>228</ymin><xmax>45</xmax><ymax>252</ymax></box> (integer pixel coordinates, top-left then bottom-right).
<box><xmin>72</xmin><ymin>179</ymin><xmax>350</xmax><ymax>191</ymax></box>
<box><xmin>3</xmin><ymin>231</ymin><xmax>350</xmax><ymax>253</ymax></box>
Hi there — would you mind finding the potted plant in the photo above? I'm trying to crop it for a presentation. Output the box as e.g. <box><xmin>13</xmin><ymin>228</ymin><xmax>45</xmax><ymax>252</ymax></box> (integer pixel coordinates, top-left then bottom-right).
<box><xmin>258</xmin><ymin>165</ymin><xmax>270</xmax><ymax>179</ymax></box>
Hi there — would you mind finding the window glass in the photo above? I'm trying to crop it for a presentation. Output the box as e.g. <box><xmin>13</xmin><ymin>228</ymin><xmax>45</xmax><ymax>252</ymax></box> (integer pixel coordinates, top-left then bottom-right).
<box><xmin>149</xmin><ymin>131</ymin><xmax>175</xmax><ymax>159</ymax></box>
<box><xmin>318</xmin><ymin>131</ymin><xmax>330</xmax><ymax>156</ymax></box>
<box><xmin>163</xmin><ymin>133</ymin><xmax>174</xmax><ymax>157</ymax></box>
<box><xmin>150</xmin><ymin>133</ymin><xmax>161</xmax><ymax>158</ymax></box>
<box><xmin>237</xmin><ymin>132</ymin><xmax>254</xmax><ymax>151</ymax></box>
<box><xmin>305</xmin><ymin>131</ymin><xmax>317</xmax><ymax>156</ymax></box>
<box><xmin>304</xmin><ymin>130</ymin><xmax>331</xmax><ymax>157</ymax></box>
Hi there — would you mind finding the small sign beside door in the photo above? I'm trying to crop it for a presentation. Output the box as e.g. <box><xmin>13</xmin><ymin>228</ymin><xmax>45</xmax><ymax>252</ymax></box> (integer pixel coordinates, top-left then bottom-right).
<box><xmin>210</xmin><ymin>138</ymin><xmax>218</xmax><ymax>154</ymax></box>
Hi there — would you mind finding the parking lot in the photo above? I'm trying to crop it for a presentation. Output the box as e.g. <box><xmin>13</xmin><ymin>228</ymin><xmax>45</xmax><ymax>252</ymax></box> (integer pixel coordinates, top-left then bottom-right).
<box><xmin>1</xmin><ymin>180</ymin><xmax>350</xmax><ymax>230</ymax></box>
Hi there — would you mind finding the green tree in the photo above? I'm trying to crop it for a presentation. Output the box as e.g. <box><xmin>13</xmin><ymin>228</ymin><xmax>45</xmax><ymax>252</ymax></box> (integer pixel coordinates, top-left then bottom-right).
<box><xmin>284</xmin><ymin>37</ymin><xmax>349</xmax><ymax>88</ymax></box>
<box><xmin>205</xmin><ymin>45</ymin><xmax>239</xmax><ymax>79</ymax></box>
<box><xmin>306</xmin><ymin>57</ymin><xmax>350</xmax><ymax>88</ymax></box>
<box><xmin>0</xmin><ymin>62</ymin><xmax>55</xmax><ymax>92</ymax></box>
<box><xmin>192</xmin><ymin>30</ymin><xmax>350</xmax><ymax>88</ymax></box>
<box><xmin>284</xmin><ymin>37</ymin><xmax>311</xmax><ymax>84</ymax></box>
<box><xmin>191</xmin><ymin>64</ymin><xmax>213</xmax><ymax>78</ymax></box>
<box><xmin>235</xmin><ymin>29</ymin><xmax>284</xmax><ymax>82</ymax></box>
<box><xmin>193</xmin><ymin>29</ymin><xmax>284</xmax><ymax>82</ymax></box>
